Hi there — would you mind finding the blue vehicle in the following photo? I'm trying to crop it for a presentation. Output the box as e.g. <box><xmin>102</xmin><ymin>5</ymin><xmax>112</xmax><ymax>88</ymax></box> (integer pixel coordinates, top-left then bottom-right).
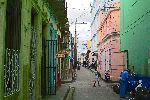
<box><xmin>127</xmin><ymin>74</ymin><xmax>150</xmax><ymax>99</ymax></box>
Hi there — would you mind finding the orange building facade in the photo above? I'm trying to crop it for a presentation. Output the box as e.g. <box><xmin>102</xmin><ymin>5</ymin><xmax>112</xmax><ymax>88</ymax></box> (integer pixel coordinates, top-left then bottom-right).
<box><xmin>97</xmin><ymin>2</ymin><xmax>124</xmax><ymax>81</ymax></box>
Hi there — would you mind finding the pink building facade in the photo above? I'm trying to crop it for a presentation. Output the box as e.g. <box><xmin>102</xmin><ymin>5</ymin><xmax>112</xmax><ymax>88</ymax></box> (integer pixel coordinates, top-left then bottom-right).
<box><xmin>97</xmin><ymin>2</ymin><xmax>124</xmax><ymax>81</ymax></box>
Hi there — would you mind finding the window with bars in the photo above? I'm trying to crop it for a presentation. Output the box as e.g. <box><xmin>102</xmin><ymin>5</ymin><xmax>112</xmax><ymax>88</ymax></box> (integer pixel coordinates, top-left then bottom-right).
<box><xmin>4</xmin><ymin>0</ymin><xmax>21</xmax><ymax>96</ymax></box>
<box><xmin>4</xmin><ymin>49</ymin><xmax>20</xmax><ymax>96</ymax></box>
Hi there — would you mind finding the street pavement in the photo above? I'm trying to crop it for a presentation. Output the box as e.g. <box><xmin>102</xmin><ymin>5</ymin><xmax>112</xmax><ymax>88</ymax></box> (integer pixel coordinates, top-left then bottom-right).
<box><xmin>69</xmin><ymin>66</ymin><xmax>126</xmax><ymax>100</ymax></box>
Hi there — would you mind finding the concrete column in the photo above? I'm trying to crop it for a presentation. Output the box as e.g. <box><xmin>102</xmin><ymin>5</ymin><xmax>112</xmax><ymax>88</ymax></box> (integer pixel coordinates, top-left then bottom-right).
<box><xmin>0</xmin><ymin>0</ymin><xmax>6</xmax><ymax>100</ymax></box>
<box><xmin>35</xmin><ymin>12</ymin><xmax>42</xmax><ymax>100</ymax></box>
<box><xmin>20</xmin><ymin>0</ymin><xmax>31</xmax><ymax>99</ymax></box>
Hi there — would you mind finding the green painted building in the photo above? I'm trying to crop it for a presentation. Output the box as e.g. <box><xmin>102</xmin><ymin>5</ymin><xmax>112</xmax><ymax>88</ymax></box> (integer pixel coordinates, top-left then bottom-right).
<box><xmin>0</xmin><ymin>0</ymin><xmax>69</xmax><ymax>100</ymax></box>
<box><xmin>120</xmin><ymin>0</ymin><xmax>150</xmax><ymax>76</ymax></box>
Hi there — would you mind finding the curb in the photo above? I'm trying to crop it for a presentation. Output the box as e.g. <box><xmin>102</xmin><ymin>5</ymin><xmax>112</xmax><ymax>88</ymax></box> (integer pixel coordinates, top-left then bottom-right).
<box><xmin>63</xmin><ymin>86</ymin><xmax>71</xmax><ymax>100</ymax></box>
<box><xmin>89</xmin><ymin>69</ymin><xmax>97</xmax><ymax>73</ymax></box>
<box><xmin>62</xmin><ymin>80</ymin><xmax>73</xmax><ymax>84</ymax></box>
<box><xmin>63</xmin><ymin>86</ymin><xmax>75</xmax><ymax>100</ymax></box>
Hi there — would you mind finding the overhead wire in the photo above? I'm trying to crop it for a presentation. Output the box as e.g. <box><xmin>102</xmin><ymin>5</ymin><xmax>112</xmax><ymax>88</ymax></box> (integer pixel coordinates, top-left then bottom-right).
<box><xmin>68</xmin><ymin>5</ymin><xmax>92</xmax><ymax>25</ymax></box>
<box><xmin>68</xmin><ymin>3</ymin><xmax>93</xmax><ymax>52</ymax></box>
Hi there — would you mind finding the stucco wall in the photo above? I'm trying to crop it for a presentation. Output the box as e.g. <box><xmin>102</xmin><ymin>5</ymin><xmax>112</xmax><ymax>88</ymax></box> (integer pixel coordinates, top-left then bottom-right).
<box><xmin>97</xmin><ymin>1</ymin><xmax>123</xmax><ymax>81</ymax></box>
<box><xmin>0</xmin><ymin>0</ymin><xmax>48</xmax><ymax>100</ymax></box>
<box><xmin>0</xmin><ymin>0</ymin><xmax>67</xmax><ymax>99</ymax></box>
<box><xmin>120</xmin><ymin>0</ymin><xmax>150</xmax><ymax>76</ymax></box>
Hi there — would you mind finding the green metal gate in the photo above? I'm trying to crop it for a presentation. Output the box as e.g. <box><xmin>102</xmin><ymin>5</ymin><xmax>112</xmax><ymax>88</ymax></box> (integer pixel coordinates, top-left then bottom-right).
<box><xmin>47</xmin><ymin>40</ymin><xmax>57</xmax><ymax>95</ymax></box>
<box><xmin>41</xmin><ymin>36</ymin><xmax>46</xmax><ymax>97</ymax></box>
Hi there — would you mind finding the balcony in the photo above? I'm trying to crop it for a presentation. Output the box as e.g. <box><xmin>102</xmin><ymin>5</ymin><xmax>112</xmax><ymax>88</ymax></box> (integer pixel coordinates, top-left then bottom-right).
<box><xmin>48</xmin><ymin>0</ymin><xmax>68</xmax><ymax>33</ymax></box>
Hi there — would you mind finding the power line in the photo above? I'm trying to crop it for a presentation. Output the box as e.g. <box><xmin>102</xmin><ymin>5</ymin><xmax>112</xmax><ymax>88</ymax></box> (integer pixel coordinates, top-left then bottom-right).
<box><xmin>68</xmin><ymin>6</ymin><xmax>91</xmax><ymax>25</ymax></box>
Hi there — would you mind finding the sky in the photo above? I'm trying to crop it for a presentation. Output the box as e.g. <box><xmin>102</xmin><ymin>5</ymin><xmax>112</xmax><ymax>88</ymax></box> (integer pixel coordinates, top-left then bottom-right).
<box><xmin>66</xmin><ymin>0</ymin><xmax>93</xmax><ymax>54</ymax></box>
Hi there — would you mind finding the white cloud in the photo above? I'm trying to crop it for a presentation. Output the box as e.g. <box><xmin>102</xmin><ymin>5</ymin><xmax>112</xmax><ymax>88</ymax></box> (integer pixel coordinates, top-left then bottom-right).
<box><xmin>66</xmin><ymin>0</ymin><xmax>93</xmax><ymax>54</ymax></box>
<box><xmin>66</xmin><ymin>0</ymin><xmax>92</xmax><ymax>9</ymax></box>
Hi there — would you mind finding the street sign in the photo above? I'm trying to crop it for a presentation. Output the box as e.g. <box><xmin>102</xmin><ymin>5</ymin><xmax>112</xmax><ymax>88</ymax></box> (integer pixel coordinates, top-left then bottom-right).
<box><xmin>56</xmin><ymin>52</ymin><xmax>65</xmax><ymax>58</ymax></box>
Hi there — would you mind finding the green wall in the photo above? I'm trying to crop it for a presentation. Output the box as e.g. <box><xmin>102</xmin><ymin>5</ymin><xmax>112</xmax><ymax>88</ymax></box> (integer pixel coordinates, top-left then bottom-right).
<box><xmin>20</xmin><ymin>0</ymin><xmax>43</xmax><ymax>99</ymax></box>
<box><xmin>0</xmin><ymin>0</ymin><xmax>6</xmax><ymax>100</ymax></box>
<box><xmin>0</xmin><ymin>0</ymin><xmax>64</xmax><ymax>99</ymax></box>
<box><xmin>0</xmin><ymin>0</ymin><xmax>47</xmax><ymax>100</ymax></box>
<box><xmin>120</xmin><ymin>0</ymin><xmax>150</xmax><ymax>76</ymax></box>
<box><xmin>20</xmin><ymin>0</ymin><xmax>31</xmax><ymax>99</ymax></box>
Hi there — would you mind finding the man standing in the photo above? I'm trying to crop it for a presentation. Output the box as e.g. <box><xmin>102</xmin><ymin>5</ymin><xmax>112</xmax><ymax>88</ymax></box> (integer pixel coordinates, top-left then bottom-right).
<box><xmin>93</xmin><ymin>71</ymin><xmax>101</xmax><ymax>87</ymax></box>
<box><xmin>119</xmin><ymin>69</ymin><xmax>129</xmax><ymax>98</ymax></box>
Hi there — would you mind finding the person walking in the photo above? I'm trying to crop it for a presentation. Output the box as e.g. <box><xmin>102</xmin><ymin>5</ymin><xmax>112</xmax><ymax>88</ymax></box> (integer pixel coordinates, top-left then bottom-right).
<box><xmin>72</xmin><ymin>62</ymin><xmax>77</xmax><ymax>81</ymax></box>
<box><xmin>119</xmin><ymin>69</ymin><xmax>129</xmax><ymax>98</ymax></box>
<box><xmin>93</xmin><ymin>71</ymin><xmax>101</xmax><ymax>87</ymax></box>
<box><xmin>77</xmin><ymin>62</ymin><xmax>80</xmax><ymax>70</ymax></box>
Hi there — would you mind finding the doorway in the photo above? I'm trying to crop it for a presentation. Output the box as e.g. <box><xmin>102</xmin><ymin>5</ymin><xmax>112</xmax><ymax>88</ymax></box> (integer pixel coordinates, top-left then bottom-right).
<box><xmin>123</xmin><ymin>50</ymin><xmax>129</xmax><ymax>69</ymax></box>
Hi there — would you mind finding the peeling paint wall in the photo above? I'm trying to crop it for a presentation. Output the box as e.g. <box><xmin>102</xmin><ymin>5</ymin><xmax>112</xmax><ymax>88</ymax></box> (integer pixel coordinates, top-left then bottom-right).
<box><xmin>0</xmin><ymin>0</ymin><xmax>61</xmax><ymax>99</ymax></box>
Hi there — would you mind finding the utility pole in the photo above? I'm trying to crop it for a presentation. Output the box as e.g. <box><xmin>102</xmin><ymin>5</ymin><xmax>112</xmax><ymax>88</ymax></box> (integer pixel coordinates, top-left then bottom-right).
<box><xmin>74</xmin><ymin>18</ymin><xmax>87</xmax><ymax>67</ymax></box>
<box><xmin>74</xmin><ymin>18</ymin><xmax>77</xmax><ymax>67</ymax></box>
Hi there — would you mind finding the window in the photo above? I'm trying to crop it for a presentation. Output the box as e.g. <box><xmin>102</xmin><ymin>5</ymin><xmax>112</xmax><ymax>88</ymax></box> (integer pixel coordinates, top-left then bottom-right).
<box><xmin>4</xmin><ymin>0</ymin><xmax>21</xmax><ymax>96</ymax></box>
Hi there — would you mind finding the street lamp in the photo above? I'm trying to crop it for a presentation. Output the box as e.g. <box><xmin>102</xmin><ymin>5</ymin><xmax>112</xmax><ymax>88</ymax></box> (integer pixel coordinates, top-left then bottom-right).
<box><xmin>74</xmin><ymin>18</ymin><xmax>87</xmax><ymax>67</ymax></box>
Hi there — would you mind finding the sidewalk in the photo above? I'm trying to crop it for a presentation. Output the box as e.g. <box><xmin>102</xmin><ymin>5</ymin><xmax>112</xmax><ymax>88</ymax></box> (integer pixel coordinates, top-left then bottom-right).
<box><xmin>44</xmin><ymin>73</ymin><xmax>72</xmax><ymax>100</ymax></box>
<box><xmin>44</xmin><ymin>84</ymin><xmax>70</xmax><ymax>100</ymax></box>
<box><xmin>61</xmin><ymin>73</ymin><xmax>73</xmax><ymax>84</ymax></box>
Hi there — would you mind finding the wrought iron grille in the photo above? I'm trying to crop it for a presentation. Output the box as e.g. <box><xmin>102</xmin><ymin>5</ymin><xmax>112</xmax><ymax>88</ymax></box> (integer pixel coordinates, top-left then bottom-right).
<box><xmin>29</xmin><ymin>26</ymin><xmax>37</xmax><ymax>100</ymax></box>
<box><xmin>4</xmin><ymin>48</ymin><xmax>20</xmax><ymax>96</ymax></box>
<box><xmin>47</xmin><ymin>40</ymin><xmax>57</xmax><ymax>95</ymax></box>
<box><xmin>41</xmin><ymin>36</ymin><xmax>46</xmax><ymax>97</ymax></box>
<box><xmin>4</xmin><ymin>0</ymin><xmax>21</xmax><ymax>97</ymax></box>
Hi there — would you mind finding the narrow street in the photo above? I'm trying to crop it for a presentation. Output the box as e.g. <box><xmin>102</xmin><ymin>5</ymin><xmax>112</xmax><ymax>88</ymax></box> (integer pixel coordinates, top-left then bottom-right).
<box><xmin>1</xmin><ymin>0</ymin><xmax>150</xmax><ymax>100</ymax></box>
<box><xmin>69</xmin><ymin>67</ymin><xmax>125</xmax><ymax>100</ymax></box>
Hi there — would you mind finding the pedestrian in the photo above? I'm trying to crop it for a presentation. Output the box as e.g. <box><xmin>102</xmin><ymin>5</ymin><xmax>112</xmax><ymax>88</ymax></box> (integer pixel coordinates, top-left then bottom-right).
<box><xmin>93</xmin><ymin>71</ymin><xmax>101</xmax><ymax>87</ymax></box>
<box><xmin>119</xmin><ymin>68</ymin><xmax>129</xmax><ymax>98</ymax></box>
<box><xmin>73</xmin><ymin>62</ymin><xmax>77</xmax><ymax>69</ymax></box>
<box><xmin>83</xmin><ymin>61</ymin><xmax>86</xmax><ymax>67</ymax></box>
<box><xmin>72</xmin><ymin>68</ymin><xmax>77</xmax><ymax>81</ymax></box>
<box><xmin>77</xmin><ymin>62</ymin><xmax>80</xmax><ymax>70</ymax></box>
<box><xmin>72</xmin><ymin>62</ymin><xmax>77</xmax><ymax>81</ymax></box>
<box><xmin>105</xmin><ymin>70</ymin><xmax>110</xmax><ymax>81</ymax></box>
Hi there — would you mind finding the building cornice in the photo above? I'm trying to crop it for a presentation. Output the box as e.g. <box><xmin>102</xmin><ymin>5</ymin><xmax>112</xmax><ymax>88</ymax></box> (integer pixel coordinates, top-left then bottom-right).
<box><xmin>97</xmin><ymin>32</ymin><xmax>120</xmax><ymax>47</ymax></box>
<box><xmin>97</xmin><ymin>8</ymin><xmax>120</xmax><ymax>32</ymax></box>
